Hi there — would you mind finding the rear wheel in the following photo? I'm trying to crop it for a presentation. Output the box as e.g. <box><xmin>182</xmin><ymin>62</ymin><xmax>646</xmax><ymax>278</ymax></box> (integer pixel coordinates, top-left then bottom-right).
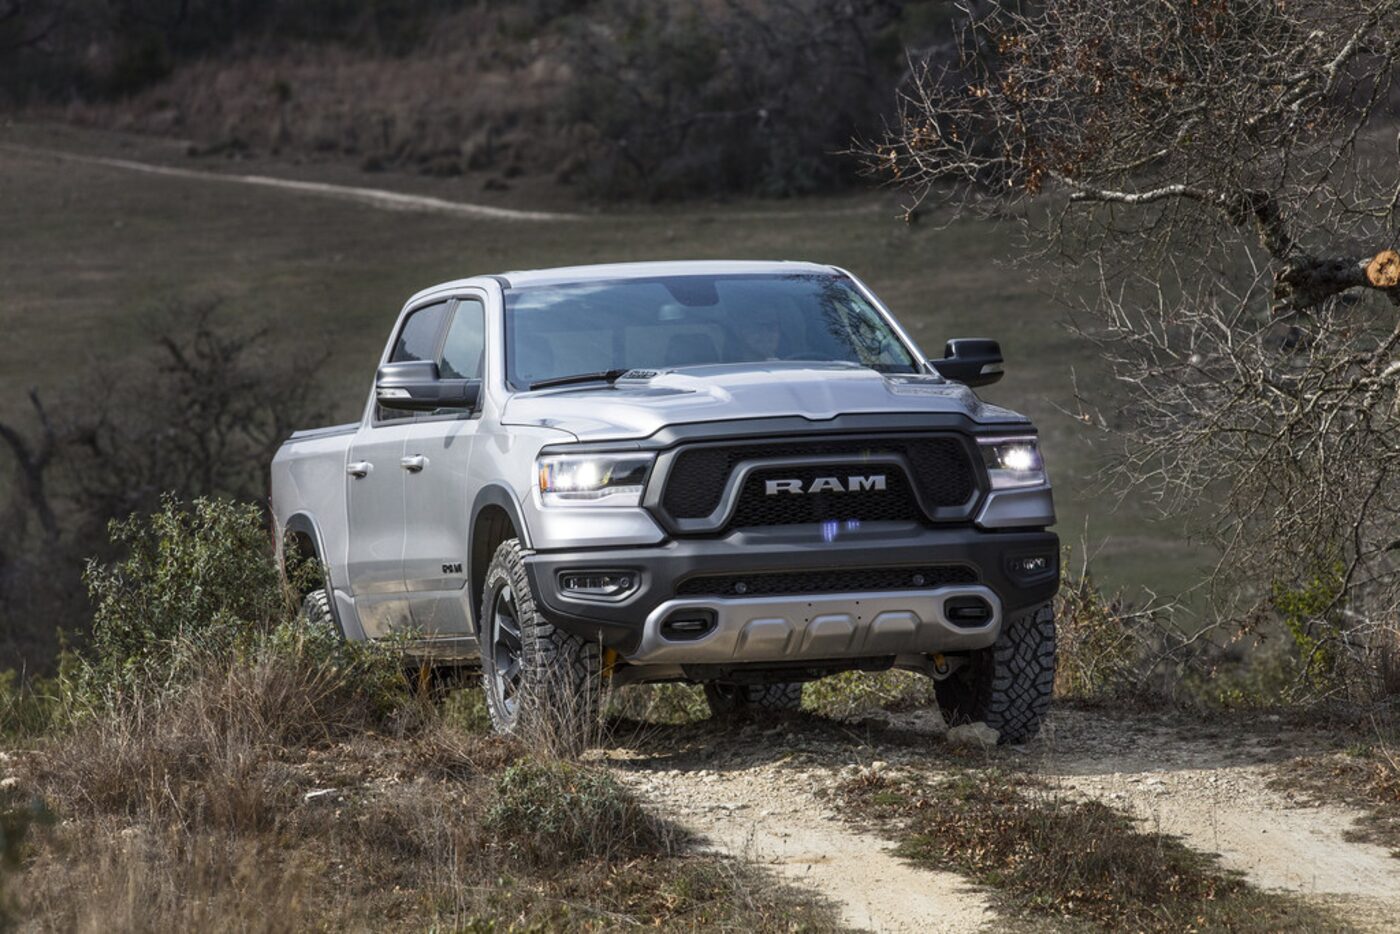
<box><xmin>479</xmin><ymin>539</ymin><xmax>601</xmax><ymax>750</ymax></box>
<box><xmin>299</xmin><ymin>589</ymin><xmax>343</xmax><ymax>639</ymax></box>
<box><xmin>935</xmin><ymin>602</ymin><xmax>1055</xmax><ymax>744</ymax></box>
<box><xmin>704</xmin><ymin>681</ymin><xmax>804</xmax><ymax>717</ymax></box>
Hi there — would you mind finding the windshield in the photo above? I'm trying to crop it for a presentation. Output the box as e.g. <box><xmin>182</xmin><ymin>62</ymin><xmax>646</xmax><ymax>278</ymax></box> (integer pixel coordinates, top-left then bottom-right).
<box><xmin>503</xmin><ymin>273</ymin><xmax>920</xmax><ymax>389</ymax></box>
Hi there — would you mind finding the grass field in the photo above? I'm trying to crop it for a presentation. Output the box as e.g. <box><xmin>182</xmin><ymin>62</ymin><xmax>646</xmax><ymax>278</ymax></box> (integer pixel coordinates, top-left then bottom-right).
<box><xmin>0</xmin><ymin>121</ymin><xmax>1202</xmax><ymax>598</ymax></box>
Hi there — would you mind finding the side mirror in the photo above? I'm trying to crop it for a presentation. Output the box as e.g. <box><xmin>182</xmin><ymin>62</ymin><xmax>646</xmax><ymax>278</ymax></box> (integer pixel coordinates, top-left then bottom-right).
<box><xmin>928</xmin><ymin>338</ymin><xmax>1004</xmax><ymax>388</ymax></box>
<box><xmin>375</xmin><ymin>360</ymin><xmax>481</xmax><ymax>412</ymax></box>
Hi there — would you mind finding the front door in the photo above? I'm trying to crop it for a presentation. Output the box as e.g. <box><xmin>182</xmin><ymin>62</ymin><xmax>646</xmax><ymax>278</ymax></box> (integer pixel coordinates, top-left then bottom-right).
<box><xmin>344</xmin><ymin>299</ymin><xmax>453</xmax><ymax>639</ymax></box>
<box><xmin>402</xmin><ymin>297</ymin><xmax>487</xmax><ymax>642</ymax></box>
<box><xmin>344</xmin><ymin>423</ymin><xmax>414</xmax><ymax>638</ymax></box>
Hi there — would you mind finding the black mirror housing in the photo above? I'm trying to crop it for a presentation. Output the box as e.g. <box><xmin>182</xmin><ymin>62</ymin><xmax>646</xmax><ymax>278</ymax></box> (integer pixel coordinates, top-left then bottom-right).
<box><xmin>929</xmin><ymin>338</ymin><xmax>1004</xmax><ymax>388</ymax></box>
<box><xmin>376</xmin><ymin>360</ymin><xmax>481</xmax><ymax>411</ymax></box>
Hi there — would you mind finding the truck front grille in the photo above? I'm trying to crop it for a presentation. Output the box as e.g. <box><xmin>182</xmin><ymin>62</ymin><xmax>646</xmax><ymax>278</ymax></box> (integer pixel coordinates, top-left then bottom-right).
<box><xmin>658</xmin><ymin>435</ymin><xmax>978</xmax><ymax>529</ymax></box>
<box><xmin>675</xmin><ymin>565</ymin><xmax>978</xmax><ymax>597</ymax></box>
<box><xmin>729</xmin><ymin>466</ymin><xmax>921</xmax><ymax>526</ymax></box>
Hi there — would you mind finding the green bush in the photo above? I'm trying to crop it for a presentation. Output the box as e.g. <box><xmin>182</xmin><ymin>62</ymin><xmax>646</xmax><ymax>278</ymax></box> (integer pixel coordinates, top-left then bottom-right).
<box><xmin>803</xmin><ymin>670</ymin><xmax>937</xmax><ymax>718</ymax></box>
<box><xmin>1271</xmin><ymin>562</ymin><xmax>1347</xmax><ymax>695</ymax></box>
<box><xmin>0</xmin><ymin>793</ymin><xmax>52</xmax><ymax>931</ymax></box>
<box><xmin>485</xmin><ymin>758</ymin><xmax>672</xmax><ymax>867</ymax></box>
<box><xmin>0</xmin><ymin>652</ymin><xmax>81</xmax><ymax>739</ymax></box>
<box><xmin>82</xmin><ymin>496</ymin><xmax>287</xmax><ymax>698</ymax></box>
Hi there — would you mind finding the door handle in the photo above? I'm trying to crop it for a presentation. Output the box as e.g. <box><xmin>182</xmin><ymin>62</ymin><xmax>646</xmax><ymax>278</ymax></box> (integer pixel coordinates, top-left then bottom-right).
<box><xmin>347</xmin><ymin>461</ymin><xmax>372</xmax><ymax>478</ymax></box>
<box><xmin>401</xmin><ymin>455</ymin><xmax>428</xmax><ymax>472</ymax></box>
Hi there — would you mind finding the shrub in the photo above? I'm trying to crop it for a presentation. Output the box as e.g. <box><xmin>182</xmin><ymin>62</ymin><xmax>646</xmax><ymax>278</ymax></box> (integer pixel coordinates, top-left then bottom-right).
<box><xmin>0</xmin><ymin>793</ymin><xmax>52</xmax><ymax>931</ymax></box>
<box><xmin>484</xmin><ymin>758</ymin><xmax>673</xmax><ymax>867</ymax></box>
<box><xmin>1054</xmin><ymin>566</ymin><xmax>1150</xmax><ymax>701</ymax></box>
<box><xmin>0</xmin><ymin>651</ymin><xmax>81</xmax><ymax>739</ymax></box>
<box><xmin>32</xmin><ymin>621</ymin><xmax>411</xmax><ymax>830</ymax></box>
<box><xmin>803</xmin><ymin>670</ymin><xmax>937</xmax><ymax>718</ymax></box>
<box><xmin>607</xmin><ymin>683</ymin><xmax>709</xmax><ymax>724</ymax></box>
<box><xmin>1270</xmin><ymin>562</ymin><xmax>1348</xmax><ymax>697</ymax></box>
<box><xmin>81</xmin><ymin>496</ymin><xmax>287</xmax><ymax>699</ymax></box>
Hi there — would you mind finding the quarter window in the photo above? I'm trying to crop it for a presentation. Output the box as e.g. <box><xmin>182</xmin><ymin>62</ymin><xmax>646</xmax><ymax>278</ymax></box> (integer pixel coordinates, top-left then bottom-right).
<box><xmin>438</xmin><ymin>299</ymin><xmax>485</xmax><ymax>380</ymax></box>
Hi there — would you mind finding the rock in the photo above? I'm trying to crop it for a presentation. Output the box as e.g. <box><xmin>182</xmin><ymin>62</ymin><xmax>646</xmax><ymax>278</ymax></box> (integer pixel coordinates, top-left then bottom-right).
<box><xmin>946</xmin><ymin>722</ymin><xmax>999</xmax><ymax>749</ymax></box>
<box><xmin>0</xmin><ymin>776</ymin><xmax>19</xmax><ymax>791</ymax></box>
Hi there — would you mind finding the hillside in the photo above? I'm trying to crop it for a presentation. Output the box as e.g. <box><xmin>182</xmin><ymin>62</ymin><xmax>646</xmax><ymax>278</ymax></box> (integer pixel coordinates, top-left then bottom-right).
<box><xmin>0</xmin><ymin>120</ymin><xmax>1198</xmax><ymax>603</ymax></box>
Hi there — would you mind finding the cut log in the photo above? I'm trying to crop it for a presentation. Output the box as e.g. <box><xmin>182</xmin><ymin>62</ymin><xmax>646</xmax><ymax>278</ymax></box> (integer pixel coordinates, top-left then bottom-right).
<box><xmin>1367</xmin><ymin>249</ymin><xmax>1400</xmax><ymax>289</ymax></box>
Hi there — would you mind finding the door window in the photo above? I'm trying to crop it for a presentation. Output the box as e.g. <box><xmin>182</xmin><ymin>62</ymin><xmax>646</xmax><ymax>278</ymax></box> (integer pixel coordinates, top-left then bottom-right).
<box><xmin>378</xmin><ymin>301</ymin><xmax>451</xmax><ymax>422</ymax></box>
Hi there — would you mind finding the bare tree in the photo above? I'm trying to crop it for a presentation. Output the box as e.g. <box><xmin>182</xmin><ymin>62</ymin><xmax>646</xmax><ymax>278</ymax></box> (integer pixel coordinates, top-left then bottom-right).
<box><xmin>0</xmin><ymin>303</ymin><xmax>329</xmax><ymax>674</ymax></box>
<box><xmin>65</xmin><ymin>302</ymin><xmax>330</xmax><ymax>526</ymax></box>
<box><xmin>863</xmin><ymin>0</ymin><xmax>1400</xmax><ymax>697</ymax></box>
<box><xmin>0</xmin><ymin>390</ymin><xmax>58</xmax><ymax>541</ymax></box>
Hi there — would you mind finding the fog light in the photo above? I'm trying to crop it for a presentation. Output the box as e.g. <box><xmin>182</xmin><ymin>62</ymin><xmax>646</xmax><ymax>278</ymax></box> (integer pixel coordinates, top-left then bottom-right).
<box><xmin>1013</xmin><ymin>556</ymin><xmax>1051</xmax><ymax>575</ymax></box>
<box><xmin>660</xmin><ymin>609</ymin><xmax>717</xmax><ymax>642</ymax></box>
<box><xmin>944</xmin><ymin>595</ymin><xmax>993</xmax><ymax>627</ymax></box>
<box><xmin>559</xmin><ymin>571</ymin><xmax>636</xmax><ymax>598</ymax></box>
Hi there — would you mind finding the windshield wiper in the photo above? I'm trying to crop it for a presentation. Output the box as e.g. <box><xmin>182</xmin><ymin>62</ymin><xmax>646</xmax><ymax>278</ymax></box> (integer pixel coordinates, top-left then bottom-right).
<box><xmin>528</xmin><ymin>368</ymin><xmax>632</xmax><ymax>391</ymax></box>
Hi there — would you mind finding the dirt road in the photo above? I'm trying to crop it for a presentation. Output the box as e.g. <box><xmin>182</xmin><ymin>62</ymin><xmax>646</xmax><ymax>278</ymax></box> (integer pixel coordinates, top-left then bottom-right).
<box><xmin>602</xmin><ymin>706</ymin><xmax>1400</xmax><ymax>932</ymax></box>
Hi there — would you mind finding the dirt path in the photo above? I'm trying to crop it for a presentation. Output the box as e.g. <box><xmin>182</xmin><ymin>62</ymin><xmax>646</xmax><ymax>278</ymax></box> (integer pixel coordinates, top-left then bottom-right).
<box><xmin>603</xmin><ymin>707</ymin><xmax>1400</xmax><ymax>932</ymax></box>
<box><xmin>611</xmin><ymin>730</ymin><xmax>994</xmax><ymax>932</ymax></box>
<box><xmin>0</xmin><ymin>142</ymin><xmax>580</xmax><ymax>222</ymax></box>
<box><xmin>0</xmin><ymin>137</ymin><xmax>887</xmax><ymax>224</ymax></box>
<box><xmin>1031</xmin><ymin>709</ymin><xmax>1400</xmax><ymax>931</ymax></box>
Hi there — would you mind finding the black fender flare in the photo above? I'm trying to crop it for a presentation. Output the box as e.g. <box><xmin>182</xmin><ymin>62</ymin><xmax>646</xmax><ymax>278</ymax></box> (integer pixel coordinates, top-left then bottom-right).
<box><xmin>279</xmin><ymin>512</ymin><xmax>351</xmax><ymax>638</ymax></box>
<box><xmin>469</xmin><ymin>484</ymin><xmax>531</xmax><ymax>550</ymax></box>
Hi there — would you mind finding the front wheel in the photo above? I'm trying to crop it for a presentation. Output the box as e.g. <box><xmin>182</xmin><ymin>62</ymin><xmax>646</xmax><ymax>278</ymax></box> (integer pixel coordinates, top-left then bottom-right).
<box><xmin>935</xmin><ymin>602</ymin><xmax>1055</xmax><ymax>744</ymax></box>
<box><xmin>704</xmin><ymin>681</ymin><xmax>803</xmax><ymax>717</ymax></box>
<box><xmin>479</xmin><ymin>539</ymin><xmax>601</xmax><ymax>751</ymax></box>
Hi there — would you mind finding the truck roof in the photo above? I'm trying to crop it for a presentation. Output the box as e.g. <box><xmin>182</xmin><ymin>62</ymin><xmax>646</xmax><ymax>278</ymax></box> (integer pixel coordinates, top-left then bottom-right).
<box><xmin>403</xmin><ymin>260</ymin><xmax>840</xmax><ymax>308</ymax></box>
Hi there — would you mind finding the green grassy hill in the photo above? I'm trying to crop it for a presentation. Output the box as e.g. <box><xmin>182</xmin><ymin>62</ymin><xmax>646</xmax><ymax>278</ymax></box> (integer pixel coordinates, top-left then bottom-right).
<box><xmin>0</xmin><ymin>122</ymin><xmax>1202</xmax><ymax>598</ymax></box>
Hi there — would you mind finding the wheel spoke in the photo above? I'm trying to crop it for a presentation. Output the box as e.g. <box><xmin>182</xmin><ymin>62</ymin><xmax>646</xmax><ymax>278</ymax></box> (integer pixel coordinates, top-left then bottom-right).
<box><xmin>496</xmin><ymin>612</ymin><xmax>522</xmax><ymax>648</ymax></box>
<box><xmin>491</xmin><ymin>584</ymin><xmax>526</xmax><ymax>717</ymax></box>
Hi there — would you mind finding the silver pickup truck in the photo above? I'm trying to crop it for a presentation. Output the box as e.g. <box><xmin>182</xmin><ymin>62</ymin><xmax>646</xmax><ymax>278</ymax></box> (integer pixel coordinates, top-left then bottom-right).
<box><xmin>271</xmin><ymin>261</ymin><xmax>1058</xmax><ymax>744</ymax></box>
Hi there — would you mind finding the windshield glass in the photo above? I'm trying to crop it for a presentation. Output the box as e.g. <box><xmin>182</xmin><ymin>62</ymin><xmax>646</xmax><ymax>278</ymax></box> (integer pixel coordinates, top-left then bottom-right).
<box><xmin>503</xmin><ymin>273</ymin><xmax>920</xmax><ymax>389</ymax></box>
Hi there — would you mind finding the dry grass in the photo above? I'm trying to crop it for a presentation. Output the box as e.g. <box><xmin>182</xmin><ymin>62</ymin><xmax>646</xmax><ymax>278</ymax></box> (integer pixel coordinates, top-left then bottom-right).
<box><xmin>1272</xmin><ymin>724</ymin><xmax>1400</xmax><ymax>857</ymax></box>
<box><xmin>5</xmin><ymin>644</ymin><xmax>840</xmax><ymax>932</ymax></box>
<box><xmin>840</xmin><ymin>767</ymin><xmax>1344</xmax><ymax>932</ymax></box>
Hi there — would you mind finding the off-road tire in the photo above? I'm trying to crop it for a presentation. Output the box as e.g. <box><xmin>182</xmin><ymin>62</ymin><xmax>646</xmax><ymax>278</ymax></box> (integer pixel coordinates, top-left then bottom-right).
<box><xmin>704</xmin><ymin>681</ymin><xmax>804</xmax><ymax>717</ymax></box>
<box><xmin>935</xmin><ymin>601</ymin><xmax>1055</xmax><ymax>744</ymax></box>
<box><xmin>479</xmin><ymin>538</ymin><xmax>601</xmax><ymax>751</ymax></box>
<box><xmin>300</xmin><ymin>588</ymin><xmax>344</xmax><ymax>639</ymax></box>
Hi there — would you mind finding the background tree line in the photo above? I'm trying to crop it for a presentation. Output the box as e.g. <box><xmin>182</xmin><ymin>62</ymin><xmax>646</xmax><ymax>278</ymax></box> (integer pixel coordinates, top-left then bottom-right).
<box><xmin>2</xmin><ymin>0</ymin><xmax>972</xmax><ymax>199</ymax></box>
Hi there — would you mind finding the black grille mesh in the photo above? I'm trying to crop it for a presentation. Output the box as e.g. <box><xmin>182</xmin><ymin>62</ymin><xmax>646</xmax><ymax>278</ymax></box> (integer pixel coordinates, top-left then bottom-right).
<box><xmin>676</xmin><ymin>565</ymin><xmax>978</xmax><ymax>597</ymax></box>
<box><xmin>730</xmin><ymin>466</ymin><xmax>920</xmax><ymax>526</ymax></box>
<box><xmin>660</xmin><ymin>436</ymin><xmax>976</xmax><ymax>523</ymax></box>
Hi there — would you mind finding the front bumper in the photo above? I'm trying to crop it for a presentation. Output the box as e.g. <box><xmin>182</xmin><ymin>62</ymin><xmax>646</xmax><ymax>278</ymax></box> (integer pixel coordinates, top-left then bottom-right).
<box><xmin>524</xmin><ymin>524</ymin><xmax>1058</xmax><ymax>663</ymax></box>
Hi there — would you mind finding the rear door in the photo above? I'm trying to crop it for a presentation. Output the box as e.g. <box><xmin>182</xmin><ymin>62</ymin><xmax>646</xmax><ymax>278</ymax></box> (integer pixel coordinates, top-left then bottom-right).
<box><xmin>402</xmin><ymin>296</ymin><xmax>487</xmax><ymax>640</ymax></box>
<box><xmin>344</xmin><ymin>299</ymin><xmax>451</xmax><ymax>639</ymax></box>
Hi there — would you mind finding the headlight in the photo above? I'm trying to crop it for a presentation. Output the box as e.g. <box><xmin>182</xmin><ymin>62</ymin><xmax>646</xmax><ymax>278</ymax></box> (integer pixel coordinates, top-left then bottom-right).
<box><xmin>979</xmin><ymin>437</ymin><xmax>1047</xmax><ymax>489</ymax></box>
<box><xmin>537</xmin><ymin>453</ymin><xmax>654</xmax><ymax>507</ymax></box>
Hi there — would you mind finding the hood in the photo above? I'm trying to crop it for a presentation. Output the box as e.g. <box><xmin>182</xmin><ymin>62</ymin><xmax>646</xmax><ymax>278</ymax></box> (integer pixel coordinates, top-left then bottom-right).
<box><xmin>499</xmin><ymin>362</ymin><xmax>1030</xmax><ymax>442</ymax></box>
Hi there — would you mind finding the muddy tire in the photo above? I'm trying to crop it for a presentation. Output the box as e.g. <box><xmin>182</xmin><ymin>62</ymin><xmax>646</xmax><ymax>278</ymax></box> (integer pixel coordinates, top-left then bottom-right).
<box><xmin>300</xmin><ymin>588</ymin><xmax>344</xmax><ymax>639</ymax></box>
<box><xmin>704</xmin><ymin>681</ymin><xmax>804</xmax><ymax>717</ymax></box>
<box><xmin>479</xmin><ymin>538</ymin><xmax>601</xmax><ymax>751</ymax></box>
<box><xmin>935</xmin><ymin>601</ymin><xmax>1055</xmax><ymax>744</ymax></box>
